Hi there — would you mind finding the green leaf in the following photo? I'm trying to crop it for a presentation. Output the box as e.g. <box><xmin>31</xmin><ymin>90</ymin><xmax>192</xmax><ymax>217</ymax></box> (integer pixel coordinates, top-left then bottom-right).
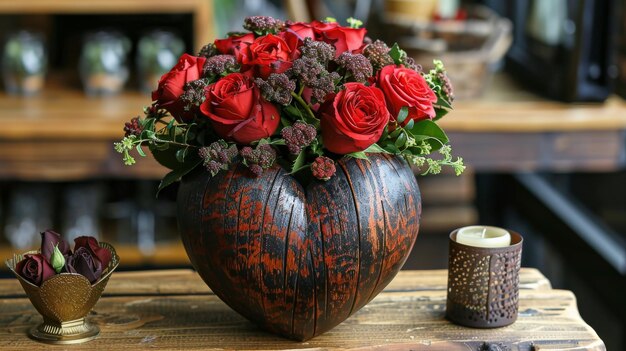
<box><xmin>168</xmin><ymin>124</ymin><xmax>177</xmax><ymax>140</ymax></box>
<box><xmin>434</xmin><ymin>94</ymin><xmax>452</xmax><ymax>110</ymax></box>
<box><xmin>346</xmin><ymin>151</ymin><xmax>369</xmax><ymax>159</ymax></box>
<box><xmin>290</xmin><ymin>150</ymin><xmax>306</xmax><ymax>174</ymax></box>
<box><xmin>157</xmin><ymin>156</ymin><xmax>202</xmax><ymax>197</ymax></box>
<box><xmin>284</xmin><ymin>105</ymin><xmax>303</xmax><ymax>119</ymax></box>
<box><xmin>166</xmin><ymin>118</ymin><xmax>176</xmax><ymax>131</ymax></box>
<box><xmin>270</xmin><ymin>139</ymin><xmax>286</xmax><ymax>145</ymax></box>
<box><xmin>175</xmin><ymin>148</ymin><xmax>189</xmax><ymax>163</ymax></box>
<box><xmin>379</xmin><ymin>126</ymin><xmax>389</xmax><ymax>141</ymax></box>
<box><xmin>389</xmin><ymin>43</ymin><xmax>407</xmax><ymax>65</ymax></box>
<box><xmin>364</xmin><ymin>143</ymin><xmax>391</xmax><ymax>154</ymax></box>
<box><xmin>396</xmin><ymin>106</ymin><xmax>409</xmax><ymax>124</ymax></box>
<box><xmin>395</xmin><ymin>131</ymin><xmax>407</xmax><ymax>147</ymax></box>
<box><xmin>389</xmin><ymin>128</ymin><xmax>402</xmax><ymax>139</ymax></box>
<box><xmin>410</xmin><ymin>120</ymin><xmax>448</xmax><ymax>141</ymax></box>
<box><xmin>408</xmin><ymin>120</ymin><xmax>449</xmax><ymax>151</ymax></box>
<box><xmin>136</xmin><ymin>144</ymin><xmax>146</xmax><ymax>157</ymax></box>
<box><xmin>405</xmin><ymin>118</ymin><xmax>415</xmax><ymax>130</ymax></box>
<box><xmin>281</xmin><ymin>116</ymin><xmax>293</xmax><ymax>127</ymax></box>
<box><xmin>433</xmin><ymin>94</ymin><xmax>453</xmax><ymax>122</ymax></box>
<box><xmin>382</xmin><ymin>143</ymin><xmax>400</xmax><ymax>154</ymax></box>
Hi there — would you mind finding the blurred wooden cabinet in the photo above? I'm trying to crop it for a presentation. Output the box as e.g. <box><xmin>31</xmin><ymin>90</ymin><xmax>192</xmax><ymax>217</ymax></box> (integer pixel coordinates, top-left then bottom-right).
<box><xmin>0</xmin><ymin>0</ymin><xmax>216</xmax><ymax>268</ymax></box>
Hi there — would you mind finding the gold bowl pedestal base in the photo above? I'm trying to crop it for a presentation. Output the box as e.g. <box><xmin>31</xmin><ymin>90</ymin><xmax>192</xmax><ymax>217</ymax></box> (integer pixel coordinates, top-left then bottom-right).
<box><xmin>29</xmin><ymin>317</ymin><xmax>100</xmax><ymax>344</ymax></box>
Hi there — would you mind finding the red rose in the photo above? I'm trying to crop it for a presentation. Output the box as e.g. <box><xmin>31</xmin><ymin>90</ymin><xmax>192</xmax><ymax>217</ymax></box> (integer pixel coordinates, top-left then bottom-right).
<box><xmin>66</xmin><ymin>247</ymin><xmax>103</xmax><ymax>284</ymax></box>
<box><xmin>284</xmin><ymin>21</ymin><xmax>366</xmax><ymax>57</ymax></box>
<box><xmin>321</xmin><ymin>25</ymin><xmax>366</xmax><ymax>56</ymax></box>
<box><xmin>241</xmin><ymin>32</ymin><xmax>299</xmax><ymax>79</ymax></box>
<box><xmin>377</xmin><ymin>65</ymin><xmax>437</xmax><ymax>124</ymax></box>
<box><xmin>200</xmin><ymin>73</ymin><xmax>280</xmax><ymax>144</ymax></box>
<box><xmin>214</xmin><ymin>33</ymin><xmax>255</xmax><ymax>62</ymax></box>
<box><xmin>152</xmin><ymin>53</ymin><xmax>207</xmax><ymax>122</ymax></box>
<box><xmin>320</xmin><ymin>83</ymin><xmax>390</xmax><ymax>154</ymax></box>
<box><xmin>15</xmin><ymin>254</ymin><xmax>55</xmax><ymax>286</ymax></box>
<box><xmin>74</xmin><ymin>236</ymin><xmax>112</xmax><ymax>268</ymax></box>
<box><xmin>284</xmin><ymin>21</ymin><xmax>316</xmax><ymax>40</ymax></box>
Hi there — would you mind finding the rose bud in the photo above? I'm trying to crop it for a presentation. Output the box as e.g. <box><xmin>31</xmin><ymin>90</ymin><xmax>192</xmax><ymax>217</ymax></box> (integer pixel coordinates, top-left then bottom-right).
<box><xmin>41</xmin><ymin>229</ymin><xmax>70</xmax><ymax>263</ymax></box>
<box><xmin>66</xmin><ymin>247</ymin><xmax>103</xmax><ymax>284</ymax></box>
<box><xmin>50</xmin><ymin>244</ymin><xmax>66</xmax><ymax>274</ymax></box>
<box><xmin>74</xmin><ymin>236</ymin><xmax>112</xmax><ymax>268</ymax></box>
<box><xmin>15</xmin><ymin>254</ymin><xmax>56</xmax><ymax>286</ymax></box>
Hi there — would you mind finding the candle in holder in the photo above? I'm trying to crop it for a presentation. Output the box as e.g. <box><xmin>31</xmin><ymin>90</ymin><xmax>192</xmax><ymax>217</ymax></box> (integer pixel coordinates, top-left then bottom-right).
<box><xmin>456</xmin><ymin>226</ymin><xmax>511</xmax><ymax>248</ymax></box>
<box><xmin>446</xmin><ymin>227</ymin><xmax>523</xmax><ymax>328</ymax></box>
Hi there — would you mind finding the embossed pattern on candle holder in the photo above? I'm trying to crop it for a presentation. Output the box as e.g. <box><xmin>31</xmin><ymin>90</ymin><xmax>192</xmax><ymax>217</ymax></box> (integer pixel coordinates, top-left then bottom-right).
<box><xmin>446</xmin><ymin>230</ymin><xmax>523</xmax><ymax>328</ymax></box>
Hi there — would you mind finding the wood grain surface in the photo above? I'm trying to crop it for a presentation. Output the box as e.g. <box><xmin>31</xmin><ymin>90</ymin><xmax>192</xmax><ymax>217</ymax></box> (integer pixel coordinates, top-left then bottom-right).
<box><xmin>0</xmin><ymin>269</ymin><xmax>604</xmax><ymax>350</ymax></box>
<box><xmin>177</xmin><ymin>154</ymin><xmax>421</xmax><ymax>340</ymax></box>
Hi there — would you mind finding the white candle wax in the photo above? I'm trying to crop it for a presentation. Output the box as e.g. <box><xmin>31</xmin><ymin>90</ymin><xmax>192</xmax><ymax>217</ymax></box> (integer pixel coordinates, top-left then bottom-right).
<box><xmin>456</xmin><ymin>226</ymin><xmax>511</xmax><ymax>248</ymax></box>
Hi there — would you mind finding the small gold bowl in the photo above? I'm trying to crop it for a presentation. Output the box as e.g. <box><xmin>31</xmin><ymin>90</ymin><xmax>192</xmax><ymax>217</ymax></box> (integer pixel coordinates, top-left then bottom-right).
<box><xmin>5</xmin><ymin>242</ymin><xmax>119</xmax><ymax>344</ymax></box>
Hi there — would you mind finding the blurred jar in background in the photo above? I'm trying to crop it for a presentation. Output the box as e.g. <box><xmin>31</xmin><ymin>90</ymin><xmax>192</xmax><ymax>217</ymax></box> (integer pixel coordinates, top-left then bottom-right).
<box><xmin>1</xmin><ymin>31</ymin><xmax>47</xmax><ymax>95</ymax></box>
<box><xmin>137</xmin><ymin>30</ymin><xmax>184</xmax><ymax>93</ymax></box>
<box><xmin>79</xmin><ymin>31</ymin><xmax>131</xmax><ymax>96</ymax></box>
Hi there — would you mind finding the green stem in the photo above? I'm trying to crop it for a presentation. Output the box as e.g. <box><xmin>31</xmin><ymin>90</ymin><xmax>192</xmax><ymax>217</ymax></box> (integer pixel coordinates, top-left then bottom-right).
<box><xmin>291</xmin><ymin>92</ymin><xmax>318</xmax><ymax>122</ymax></box>
<box><xmin>139</xmin><ymin>137</ymin><xmax>198</xmax><ymax>149</ymax></box>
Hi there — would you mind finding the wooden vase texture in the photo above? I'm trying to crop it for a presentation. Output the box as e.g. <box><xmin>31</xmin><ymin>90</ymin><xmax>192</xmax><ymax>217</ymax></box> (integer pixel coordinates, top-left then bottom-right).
<box><xmin>177</xmin><ymin>153</ymin><xmax>421</xmax><ymax>340</ymax></box>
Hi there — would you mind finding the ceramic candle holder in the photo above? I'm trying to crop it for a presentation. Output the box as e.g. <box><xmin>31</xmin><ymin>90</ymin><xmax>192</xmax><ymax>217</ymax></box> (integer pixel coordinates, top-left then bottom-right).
<box><xmin>5</xmin><ymin>242</ymin><xmax>119</xmax><ymax>344</ymax></box>
<box><xmin>446</xmin><ymin>229</ymin><xmax>523</xmax><ymax>328</ymax></box>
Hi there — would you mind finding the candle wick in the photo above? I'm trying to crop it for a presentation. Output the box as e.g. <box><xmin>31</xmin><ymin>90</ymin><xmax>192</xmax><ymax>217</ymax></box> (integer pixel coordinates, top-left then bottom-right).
<box><xmin>481</xmin><ymin>228</ymin><xmax>486</xmax><ymax>238</ymax></box>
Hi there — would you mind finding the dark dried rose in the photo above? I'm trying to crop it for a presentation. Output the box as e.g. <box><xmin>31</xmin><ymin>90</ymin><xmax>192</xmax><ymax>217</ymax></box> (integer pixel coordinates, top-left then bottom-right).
<box><xmin>65</xmin><ymin>247</ymin><xmax>103</xmax><ymax>284</ymax></box>
<box><xmin>74</xmin><ymin>236</ymin><xmax>112</xmax><ymax>268</ymax></box>
<box><xmin>40</xmin><ymin>229</ymin><xmax>70</xmax><ymax>263</ymax></box>
<box><xmin>15</xmin><ymin>253</ymin><xmax>55</xmax><ymax>286</ymax></box>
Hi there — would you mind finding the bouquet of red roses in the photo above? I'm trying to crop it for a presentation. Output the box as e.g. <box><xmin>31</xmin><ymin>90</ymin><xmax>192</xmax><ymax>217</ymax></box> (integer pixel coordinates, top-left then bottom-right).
<box><xmin>116</xmin><ymin>16</ymin><xmax>463</xmax><ymax>191</ymax></box>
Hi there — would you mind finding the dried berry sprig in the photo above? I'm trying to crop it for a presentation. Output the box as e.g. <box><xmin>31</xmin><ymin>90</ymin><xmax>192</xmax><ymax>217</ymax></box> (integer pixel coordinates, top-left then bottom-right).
<box><xmin>311</xmin><ymin>156</ymin><xmax>336</xmax><ymax>180</ymax></box>
<box><xmin>335</xmin><ymin>52</ymin><xmax>373</xmax><ymax>83</ymax></box>
<box><xmin>124</xmin><ymin>117</ymin><xmax>143</xmax><ymax>137</ymax></box>
<box><xmin>243</xmin><ymin>16</ymin><xmax>284</xmax><ymax>35</ymax></box>
<box><xmin>198</xmin><ymin>140</ymin><xmax>239</xmax><ymax>176</ymax></box>
<box><xmin>240</xmin><ymin>144</ymin><xmax>277</xmax><ymax>177</ymax></box>
<box><xmin>255</xmin><ymin>73</ymin><xmax>296</xmax><ymax>105</ymax></box>
<box><xmin>281</xmin><ymin>122</ymin><xmax>317</xmax><ymax>155</ymax></box>
<box><xmin>203</xmin><ymin>55</ymin><xmax>238</xmax><ymax>77</ymax></box>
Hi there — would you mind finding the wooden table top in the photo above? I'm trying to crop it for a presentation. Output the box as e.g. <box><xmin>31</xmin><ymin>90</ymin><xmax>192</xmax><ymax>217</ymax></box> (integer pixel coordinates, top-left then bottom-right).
<box><xmin>0</xmin><ymin>268</ymin><xmax>605</xmax><ymax>350</ymax></box>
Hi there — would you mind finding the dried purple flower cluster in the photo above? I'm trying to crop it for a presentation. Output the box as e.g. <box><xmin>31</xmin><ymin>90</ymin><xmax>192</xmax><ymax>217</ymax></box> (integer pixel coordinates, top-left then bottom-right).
<box><xmin>180</xmin><ymin>78</ymin><xmax>210</xmax><ymax>111</ymax></box>
<box><xmin>203</xmin><ymin>55</ymin><xmax>238</xmax><ymax>77</ymax></box>
<box><xmin>124</xmin><ymin>117</ymin><xmax>143</xmax><ymax>137</ymax></box>
<box><xmin>300</xmin><ymin>38</ymin><xmax>335</xmax><ymax>65</ymax></box>
<box><xmin>240</xmin><ymin>144</ymin><xmax>277</xmax><ymax>176</ymax></box>
<box><xmin>286</xmin><ymin>38</ymin><xmax>339</xmax><ymax>103</ymax></box>
<box><xmin>311</xmin><ymin>156</ymin><xmax>336</xmax><ymax>180</ymax></box>
<box><xmin>290</xmin><ymin>57</ymin><xmax>324</xmax><ymax>85</ymax></box>
<box><xmin>198</xmin><ymin>43</ymin><xmax>218</xmax><ymax>58</ymax></box>
<box><xmin>255</xmin><ymin>73</ymin><xmax>296</xmax><ymax>105</ymax></box>
<box><xmin>437</xmin><ymin>71</ymin><xmax>454</xmax><ymax>102</ymax></box>
<box><xmin>281</xmin><ymin>122</ymin><xmax>317</xmax><ymax>154</ymax></box>
<box><xmin>363</xmin><ymin>40</ymin><xmax>394</xmax><ymax>71</ymax></box>
<box><xmin>243</xmin><ymin>16</ymin><xmax>284</xmax><ymax>34</ymax></box>
<box><xmin>198</xmin><ymin>140</ymin><xmax>239</xmax><ymax>176</ymax></box>
<box><xmin>403</xmin><ymin>57</ymin><xmax>422</xmax><ymax>72</ymax></box>
<box><xmin>335</xmin><ymin>52</ymin><xmax>373</xmax><ymax>83</ymax></box>
<box><xmin>309</xmin><ymin>72</ymin><xmax>340</xmax><ymax>102</ymax></box>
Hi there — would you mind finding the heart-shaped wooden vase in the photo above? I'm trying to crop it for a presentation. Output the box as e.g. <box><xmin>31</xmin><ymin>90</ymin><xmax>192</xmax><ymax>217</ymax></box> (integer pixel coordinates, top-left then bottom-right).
<box><xmin>177</xmin><ymin>153</ymin><xmax>421</xmax><ymax>341</ymax></box>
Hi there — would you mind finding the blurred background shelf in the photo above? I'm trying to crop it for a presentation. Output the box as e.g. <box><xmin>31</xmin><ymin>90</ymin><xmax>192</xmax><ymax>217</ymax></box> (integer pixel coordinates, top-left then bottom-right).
<box><xmin>0</xmin><ymin>0</ymin><xmax>214</xmax><ymax>52</ymax></box>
